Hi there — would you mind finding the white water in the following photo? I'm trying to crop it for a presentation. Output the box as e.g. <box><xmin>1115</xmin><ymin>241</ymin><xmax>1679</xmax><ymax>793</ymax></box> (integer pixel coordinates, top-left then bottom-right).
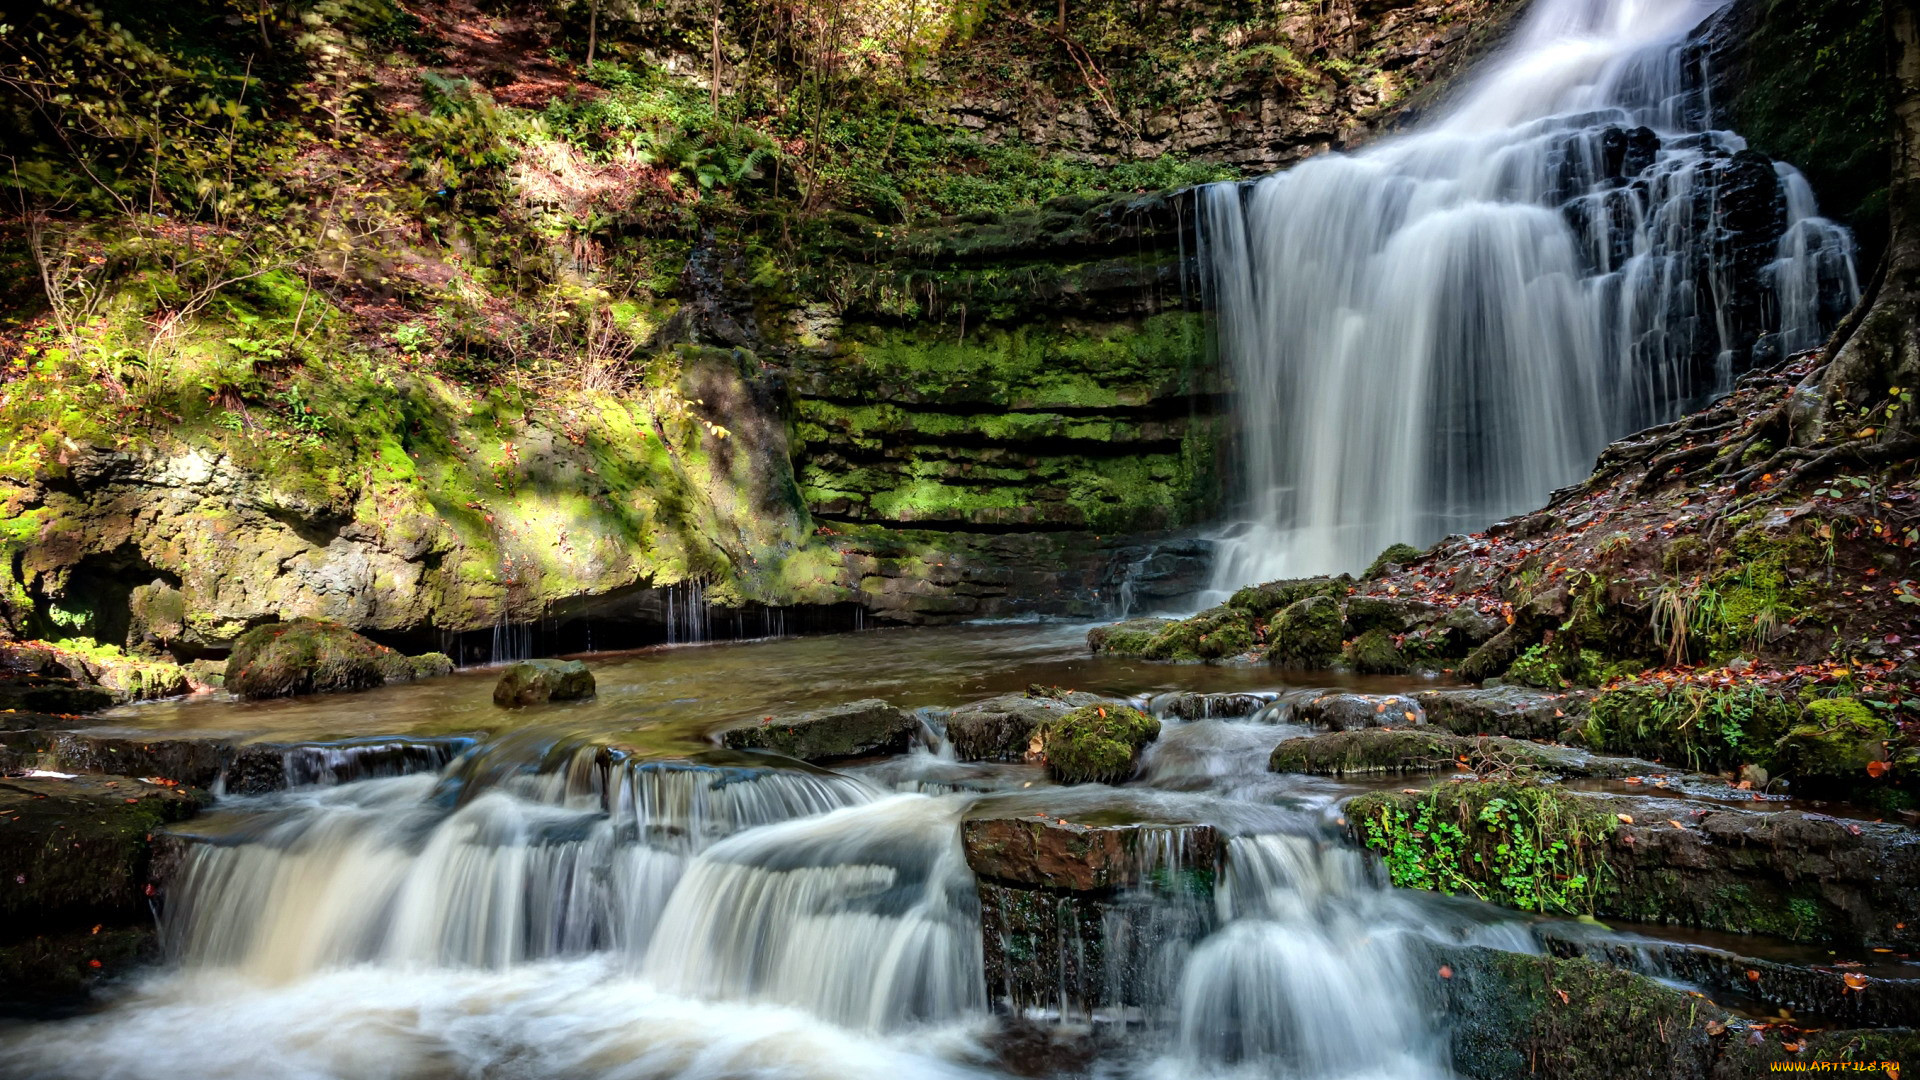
<box><xmin>1203</xmin><ymin>0</ymin><xmax>1860</xmax><ymax>587</ymax></box>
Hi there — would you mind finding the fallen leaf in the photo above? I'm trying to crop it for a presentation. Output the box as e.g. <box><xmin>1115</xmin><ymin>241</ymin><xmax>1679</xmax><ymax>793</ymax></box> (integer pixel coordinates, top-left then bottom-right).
<box><xmin>1783</xmin><ymin>1041</ymin><xmax>1805</xmax><ymax>1053</ymax></box>
<box><xmin>1843</xmin><ymin>973</ymin><xmax>1869</xmax><ymax>991</ymax></box>
<box><xmin>1437</xmin><ymin>965</ymin><xmax>1453</xmax><ymax>979</ymax></box>
<box><xmin>1705</xmin><ymin>1020</ymin><xmax>1727</xmax><ymax>1036</ymax></box>
<box><xmin>1554</xmin><ymin>988</ymin><xmax>1570</xmax><ymax>1004</ymax></box>
<box><xmin>1617</xmin><ymin>814</ymin><xmax>1634</xmax><ymax>824</ymax></box>
<box><xmin>1867</xmin><ymin>760</ymin><xmax>1891</xmax><ymax>779</ymax></box>
<box><xmin>1746</xmin><ymin>970</ymin><xmax>1762</xmax><ymax>982</ymax></box>
<box><xmin>1667</xmin><ymin>820</ymin><xmax>1685</xmax><ymax>829</ymax></box>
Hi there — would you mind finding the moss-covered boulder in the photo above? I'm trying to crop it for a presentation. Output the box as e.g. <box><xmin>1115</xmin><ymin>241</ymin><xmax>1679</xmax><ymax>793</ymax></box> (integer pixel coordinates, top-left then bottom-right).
<box><xmin>1086</xmin><ymin>617</ymin><xmax>1174</xmax><ymax>656</ymax></box>
<box><xmin>224</xmin><ymin>618</ymin><xmax>445</xmax><ymax>699</ymax></box>
<box><xmin>0</xmin><ymin>646</ymin><xmax>113</xmax><ymax>714</ymax></box>
<box><xmin>945</xmin><ymin>690</ymin><xmax>1101</xmax><ymax>761</ymax></box>
<box><xmin>1040</xmin><ymin>703</ymin><xmax>1160</xmax><ymax>784</ymax></box>
<box><xmin>1267</xmin><ymin>593</ymin><xmax>1345</xmax><ymax>668</ymax></box>
<box><xmin>1227</xmin><ymin>574</ymin><xmax>1350</xmax><ymax>621</ymax></box>
<box><xmin>1140</xmin><ymin>605</ymin><xmax>1254</xmax><ymax>662</ymax></box>
<box><xmin>491</xmin><ymin>658</ymin><xmax>595</xmax><ymax>707</ymax></box>
<box><xmin>1363</xmin><ymin>542</ymin><xmax>1426</xmax><ymax>579</ymax></box>
<box><xmin>1341</xmin><ymin>627</ymin><xmax>1410</xmax><ymax>673</ymax></box>
<box><xmin>1270</xmin><ymin>729</ymin><xmax>1575</xmax><ymax>776</ymax></box>
<box><xmin>720</xmin><ymin>698</ymin><xmax>914</xmax><ymax>762</ymax></box>
<box><xmin>1774</xmin><ymin>697</ymin><xmax>1891</xmax><ymax>779</ymax></box>
<box><xmin>1293</xmin><ymin>691</ymin><xmax>1425</xmax><ymax>731</ymax></box>
<box><xmin>125</xmin><ymin>580</ymin><xmax>187</xmax><ymax>656</ymax></box>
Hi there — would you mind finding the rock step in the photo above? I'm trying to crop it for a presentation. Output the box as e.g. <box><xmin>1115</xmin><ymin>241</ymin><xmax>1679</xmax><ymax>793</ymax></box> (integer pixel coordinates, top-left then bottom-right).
<box><xmin>963</xmin><ymin>814</ymin><xmax>1219</xmax><ymax>892</ymax></box>
<box><xmin>0</xmin><ymin>731</ymin><xmax>474</xmax><ymax>794</ymax></box>
<box><xmin>1270</xmin><ymin>727</ymin><xmax>1679</xmax><ymax>779</ymax></box>
<box><xmin>717</xmin><ymin>699</ymin><xmax>914</xmax><ymax>763</ymax></box>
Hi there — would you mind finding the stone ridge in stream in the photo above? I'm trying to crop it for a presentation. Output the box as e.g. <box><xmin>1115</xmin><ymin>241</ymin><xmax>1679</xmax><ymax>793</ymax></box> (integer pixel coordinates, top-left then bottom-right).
<box><xmin>717</xmin><ymin>699</ymin><xmax>914</xmax><ymax>762</ymax></box>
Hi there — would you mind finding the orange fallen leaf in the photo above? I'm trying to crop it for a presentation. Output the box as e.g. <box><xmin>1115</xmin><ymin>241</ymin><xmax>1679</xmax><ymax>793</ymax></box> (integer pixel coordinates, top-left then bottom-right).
<box><xmin>1783</xmin><ymin>1041</ymin><xmax>1805</xmax><ymax>1053</ymax></box>
<box><xmin>1554</xmin><ymin>989</ymin><xmax>1570</xmax><ymax>1004</ymax></box>
<box><xmin>1437</xmin><ymin>965</ymin><xmax>1453</xmax><ymax>979</ymax></box>
<box><xmin>1617</xmin><ymin>814</ymin><xmax>1634</xmax><ymax>824</ymax></box>
<box><xmin>1867</xmin><ymin>760</ymin><xmax>1891</xmax><ymax>779</ymax></box>
<box><xmin>1843</xmin><ymin>973</ymin><xmax>1869</xmax><ymax>991</ymax></box>
<box><xmin>1746</xmin><ymin>970</ymin><xmax>1762</xmax><ymax>982</ymax></box>
<box><xmin>1705</xmin><ymin>1020</ymin><xmax>1727</xmax><ymax>1036</ymax></box>
<box><xmin>1667</xmin><ymin>820</ymin><xmax>1685</xmax><ymax>829</ymax></box>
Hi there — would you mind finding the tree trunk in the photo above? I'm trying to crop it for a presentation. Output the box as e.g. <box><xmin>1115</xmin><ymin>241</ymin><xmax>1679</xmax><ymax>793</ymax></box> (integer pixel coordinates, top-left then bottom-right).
<box><xmin>587</xmin><ymin>0</ymin><xmax>600</xmax><ymax>67</ymax></box>
<box><xmin>712</xmin><ymin>4</ymin><xmax>723</xmax><ymax>113</ymax></box>
<box><xmin>1798</xmin><ymin>0</ymin><xmax>1920</xmax><ymax>447</ymax></box>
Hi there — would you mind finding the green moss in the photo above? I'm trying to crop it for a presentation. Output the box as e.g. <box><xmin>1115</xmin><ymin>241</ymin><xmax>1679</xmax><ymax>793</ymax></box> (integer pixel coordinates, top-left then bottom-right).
<box><xmin>1269</xmin><ymin>593</ymin><xmax>1345</xmax><ymax>669</ymax></box>
<box><xmin>1228</xmin><ymin>575</ymin><xmax>1350</xmax><ymax>621</ymax></box>
<box><xmin>1774</xmin><ymin>696</ymin><xmax>1891</xmax><ymax>779</ymax></box>
<box><xmin>1342</xmin><ymin>627</ymin><xmax>1409</xmax><ymax>674</ymax></box>
<box><xmin>1580</xmin><ymin>682</ymin><xmax>1801</xmax><ymax>771</ymax></box>
<box><xmin>225</xmin><ymin>618</ymin><xmax>431</xmax><ymax>699</ymax></box>
<box><xmin>1140</xmin><ymin>606</ymin><xmax>1253</xmax><ymax>662</ymax></box>
<box><xmin>1363</xmin><ymin>543</ymin><xmax>1424</xmax><ymax>579</ymax></box>
<box><xmin>1041</xmin><ymin>703</ymin><xmax>1160</xmax><ymax>785</ymax></box>
<box><xmin>1087</xmin><ymin>617</ymin><xmax>1174</xmax><ymax>657</ymax></box>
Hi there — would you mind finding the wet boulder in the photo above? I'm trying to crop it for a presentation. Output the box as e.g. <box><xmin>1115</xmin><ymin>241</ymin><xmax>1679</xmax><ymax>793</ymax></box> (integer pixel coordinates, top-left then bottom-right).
<box><xmin>963</xmin><ymin>813</ymin><xmax>1218</xmax><ymax>892</ymax></box>
<box><xmin>491</xmin><ymin>659</ymin><xmax>596</xmax><ymax>707</ymax></box>
<box><xmin>1362</xmin><ymin>543</ymin><xmax>1426</xmax><ymax>579</ymax></box>
<box><xmin>0</xmin><ymin>646</ymin><xmax>113</xmax><ymax>715</ymax></box>
<box><xmin>1415</xmin><ymin>685</ymin><xmax>1589</xmax><ymax>739</ymax></box>
<box><xmin>719</xmin><ymin>698</ymin><xmax>914</xmax><ymax>762</ymax></box>
<box><xmin>1155</xmin><ymin>691</ymin><xmax>1274</xmax><ymax>721</ymax></box>
<box><xmin>1266</xmin><ymin>593</ymin><xmax>1345</xmax><ymax>668</ymax></box>
<box><xmin>1039</xmin><ymin>703</ymin><xmax>1160</xmax><ymax>784</ymax></box>
<box><xmin>1085</xmin><ymin>617</ymin><xmax>1174</xmax><ymax>656</ymax></box>
<box><xmin>945</xmin><ymin>689</ymin><xmax>1100</xmax><ymax>761</ymax></box>
<box><xmin>224</xmin><ymin>618</ymin><xmax>449</xmax><ymax>699</ymax></box>
<box><xmin>125</xmin><ymin>580</ymin><xmax>187</xmax><ymax>657</ymax></box>
<box><xmin>1292</xmin><ymin>691</ymin><xmax>1425</xmax><ymax>731</ymax></box>
<box><xmin>1271</xmin><ymin>729</ymin><xmax>1571</xmax><ymax>776</ymax></box>
<box><xmin>1227</xmin><ymin>574</ymin><xmax>1350</xmax><ymax>621</ymax></box>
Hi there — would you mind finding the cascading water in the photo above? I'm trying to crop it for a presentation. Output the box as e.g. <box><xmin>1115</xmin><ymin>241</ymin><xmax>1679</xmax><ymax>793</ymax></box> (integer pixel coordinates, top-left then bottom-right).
<box><xmin>1202</xmin><ymin>0</ymin><xmax>1860</xmax><ymax>587</ymax></box>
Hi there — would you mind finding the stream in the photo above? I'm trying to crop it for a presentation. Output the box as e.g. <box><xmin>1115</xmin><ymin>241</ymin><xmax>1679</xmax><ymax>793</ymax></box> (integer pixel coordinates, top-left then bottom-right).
<box><xmin>0</xmin><ymin>622</ymin><xmax>1882</xmax><ymax>1079</ymax></box>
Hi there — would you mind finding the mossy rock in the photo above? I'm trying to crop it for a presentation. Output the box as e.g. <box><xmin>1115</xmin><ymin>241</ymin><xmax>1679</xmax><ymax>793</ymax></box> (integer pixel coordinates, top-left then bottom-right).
<box><xmin>1086</xmin><ymin>617</ymin><xmax>1174</xmax><ymax>657</ymax></box>
<box><xmin>491</xmin><ymin>658</ymin><xmax>595</xmax><ymax>707</ymax></box>
<box><xmin>224</xmin><ymin>618</ymin><xmax>430</xmax><ymax>700</ymax></box>
<box><xmin>1227</xmin><ymin>574</ymin><xmax>1350</xmax><ymax>621</ymax></box>
<box><xmin>0</xmin><ymin>774</ymin><xmax>209</xmax><ymax>926</ymax></box>
<box><xmin>1578</xmin><ymin>681</ymin><xmax>1801</xmax><ymax>773</ymax></box>
<box><xmin>1774</xmin><ymin>697</ymin><xmax>1890</xmax><ymax>780</ymax></box>
<box><xmin>126</xmin><ymin>580</ymin><xmax>187</xmax><ymax>655</ymax></box>
<box><xmin>1140</xmin><ymin>605</ymin><xmax>1253</xmax><ymax>662</ymax></box>
<box><xmin>1342</xmin><ymin>627</ymin><xmax>1410</xmax><ymax>674</ymax></box>
<box><xmin>1363</xmin><ymin>542</ymin><xmax>1425</xmax><ymax>579</ymax></box>
<box><xmin>1267</xmin><ymin>593</ymin><xmax>1344</xmax><ymax>669</ymax></box>
<box><xmin>1041</xmin><ymin>703</ymin><xmax>1160</xmax><ymax>784</ymax></box>
<box><xmin>1270</xmin><ymin>729</ymin><xmax>1566</xmax><ymax>776</ymax></box>
<box><xmin>720</xmin><ymin>698</ymin><xmax>914</xmax><ymax>762</ymax></box>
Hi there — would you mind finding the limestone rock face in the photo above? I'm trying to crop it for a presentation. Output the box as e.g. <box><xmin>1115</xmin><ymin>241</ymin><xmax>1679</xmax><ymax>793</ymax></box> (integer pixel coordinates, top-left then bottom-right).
<box><xmin>719</xmin><ymin>699</ymin><xmax>913</xmax><ymax>762</ymax></box>
<box><xmin>224</xmin><ymin>618</ymin><xmax>447</xmax><ymax>700</ymax></box>
<box><xmin>491</xmin><ymin>659</ymin><xmax>596</xmax><ymax>707</ymax></box>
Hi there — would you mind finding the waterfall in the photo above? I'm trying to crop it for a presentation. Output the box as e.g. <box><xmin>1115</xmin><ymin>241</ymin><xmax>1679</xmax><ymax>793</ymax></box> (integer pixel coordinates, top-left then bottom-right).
<box><xmin>163</xmin><ymin>746</ymin><xmax>878</xmax><ymax>982</ymax></box>
<box><xmin>1202</xmin><ymin>0</ymin><xmax>1860</xmax><ymax>587</ymax></box>
<box><xmin>665</xmin><ymin>580</ymin><xmax>711</xmax><ymax>645</ymax></box>
<box><xmin>1168</xmin><ymin>834</ymin><xmax>1448</xmax><ymax>1075</ymax></box>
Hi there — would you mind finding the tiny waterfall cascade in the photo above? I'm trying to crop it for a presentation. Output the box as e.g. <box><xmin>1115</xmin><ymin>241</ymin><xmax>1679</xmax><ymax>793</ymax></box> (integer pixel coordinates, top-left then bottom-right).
<box><xmin>664</xmin><ymin>580</ymin><xmax>712</xmax><ymax>645</ymax></box>
<box><xmin>1170</xmin><ymin>833</ymin><xmax>1451</xmax><ymax>1075</ymax></box>
<box><xmin>1201</xmin><ymin>0</ymin><xmax>1861</xmax><ymax>587</ymax></box>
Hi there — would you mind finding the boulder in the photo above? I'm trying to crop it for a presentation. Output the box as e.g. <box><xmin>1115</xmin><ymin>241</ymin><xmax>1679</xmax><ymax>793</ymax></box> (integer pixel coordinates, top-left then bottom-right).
<box><xmin>0</xmin><ymin>646</ymin><xmax>113</xmax><ymax>715</ymax></box>
<box><xmin>1415</xmin><ymin>685</ymin><xmax>1589</xmax><ymax>739</ymax></box>
<box><xmin>719</xmin><ymin>698</ymin><xmax>913</xmax><ymax>762</ymax></box>
<box><xmin>1292</xmin><ymin>691</ymin><xmax>1425</xmax><ymax>730</ymax></box>
<box><xmin>224</xmin><ymin>618</ymin><xmax>446</xmax><ymax>699</ymax></box>
<box><xmin>1155</xmin><ymin>691</ymin><xmax>1273</xmax><ymax>721</ymax></box>
<box><xmin>1040</xmin><ymin>703</ymin><xmax>1160</xmax><ymax>784</ymax></box>
<box><xmin>963</xmin><ymin>814</ymin><xmax>1217</xmax><ymax>892</ymax></box>
<box><xmin>492</xmin><ymin>659</ymin><xmax>596</xmax><ymax>707</ymax></box>
<box><xmin>1267</xmin><ymin>593</ymin><xmax>1345</xmax><ymax>668</ymax></box>
<box><xmin>1271</xmin><ymin>729</ymin><xmax>1573</xmax><ymax>776</ymax></box>
<box><xmin>125</xmin><ymin>580</ymin><xmax>187</xmax><ymax>656</ymax></box>
<box><xmin>1086</xmin><ymin>617</ymin><xmax>1175</xmax><ymax>657</ymax></box>
<box><xmin>945</xmin><ymin>690</ymin><xmax>1099</xmax><ymax>761</ymax></box>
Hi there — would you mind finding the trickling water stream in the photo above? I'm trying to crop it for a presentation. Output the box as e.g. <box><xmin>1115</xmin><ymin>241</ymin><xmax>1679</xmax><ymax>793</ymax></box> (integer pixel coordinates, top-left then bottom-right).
<box><xmin>1204</xmin><ymin>0</ymin><xmax>1860</xmax><ymax>585</ymax></box>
